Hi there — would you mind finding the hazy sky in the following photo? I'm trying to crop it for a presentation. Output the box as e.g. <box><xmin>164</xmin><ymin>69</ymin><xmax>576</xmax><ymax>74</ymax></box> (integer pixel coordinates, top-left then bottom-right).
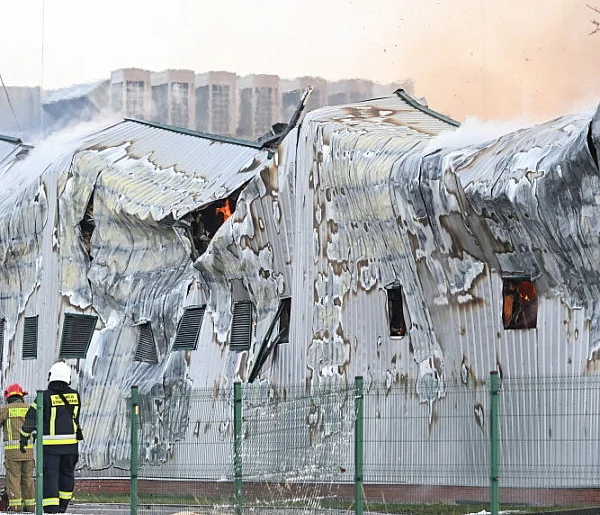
<box><xmin>1</xmin><ymin>0</ymin><xmax>599</xmax><ymax>123</ymax></box>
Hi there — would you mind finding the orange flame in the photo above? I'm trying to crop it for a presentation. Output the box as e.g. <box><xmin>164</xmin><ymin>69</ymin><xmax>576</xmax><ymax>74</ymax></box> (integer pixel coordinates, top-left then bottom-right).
<box><xmin>518</xmin><ymin>281</ymin><xmax>536</xmax><ymax>303</ymax></box>
<box><xmin>215</xmin><ymin>199</ymin><xmax>232</xmax><ymax>221</ymax></box>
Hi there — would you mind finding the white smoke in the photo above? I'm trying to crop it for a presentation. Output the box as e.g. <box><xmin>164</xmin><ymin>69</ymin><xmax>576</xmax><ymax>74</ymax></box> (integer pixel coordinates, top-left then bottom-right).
<box><xmin>424</xmin><ymin>115</ymin><xmax>534</xmax><ymax>153</ymax></box>
<box><xmin>2</xmin><ymin>110</ymin><xmax>120</xmax><ymax>192</ymax></box>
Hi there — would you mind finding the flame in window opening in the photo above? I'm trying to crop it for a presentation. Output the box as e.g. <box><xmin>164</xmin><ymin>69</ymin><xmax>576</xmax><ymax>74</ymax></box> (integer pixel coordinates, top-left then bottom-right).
<box><xmin>517</xmin><ymin>280</ymin><xmax>536</xmax><ymax>302</ymax></box>
<box><xmin>502</xmin><ymin>279</ymin><xmax>538</xmax><ymax>330</ymax></box>
<box><xmin>215</xmin><ymin>199</ymin><xmax>232</xmax><ymax>222</ymax></box>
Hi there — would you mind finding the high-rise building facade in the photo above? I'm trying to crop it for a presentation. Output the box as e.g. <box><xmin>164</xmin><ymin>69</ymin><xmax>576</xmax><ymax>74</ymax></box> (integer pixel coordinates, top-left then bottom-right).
<box><xmin>151</xmin><ymin>69</ymin><xmax>196</xmax><ymax>129</ymax></box>
<box><xmin>195</xmin><ymin>71</ymin><xmax>238</xmax><ymax>136</ymax></box>
<box><xmin>0</xmin><ymin>87</ymin><xmax>42</xmax><ymax>139</ymax></box>
<box><xmin>237</xmin><ymin>74</ymin><xmax>280</xmax><ymax>140</ymax></box>
<box><xmin>328</xmin><ymin>79</ymin><xmax>374</xmax><ymax>106</ymax></box>
<box><xmin>280</xmin><ymin>76</ymin><xmax>328</xmax><ymax>123</ymax></box>
<box><xmin>373</xmin><ymin>78</ymin><xmax>415</xmax><ymax>97</ymax></box>
<box><xmin>110</xmin><ymin>68</ymin><xmax>152</xmax><ymax>120</ymax></box>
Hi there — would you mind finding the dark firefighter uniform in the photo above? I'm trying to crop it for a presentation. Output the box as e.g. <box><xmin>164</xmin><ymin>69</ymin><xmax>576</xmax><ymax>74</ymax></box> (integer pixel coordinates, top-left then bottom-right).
<box><xmin>20</xmin><ymin>364</ymin><xmax>82</xmax><ymax>514</ymax></box>
<box><xmin>0</xmin><ymin>383</ymin><xmax>35</xmax><ymax>512</ymax></box>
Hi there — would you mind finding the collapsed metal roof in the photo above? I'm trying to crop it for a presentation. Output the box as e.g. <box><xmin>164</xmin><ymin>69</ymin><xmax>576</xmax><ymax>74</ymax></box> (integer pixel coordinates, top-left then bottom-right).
<box><xmin>1</xmin><ymin>91</ymin><xmax>599</xmax><ymax>479</ymax></box>
<box><xmin>43</xmin><ymin>80</ymin><xmax>109</xmax><ymax>105</ymax></box>
<box><xmin>0</xmin><ymin>134</ymin><xmax>32</xmax><ymax>168</ymax></box>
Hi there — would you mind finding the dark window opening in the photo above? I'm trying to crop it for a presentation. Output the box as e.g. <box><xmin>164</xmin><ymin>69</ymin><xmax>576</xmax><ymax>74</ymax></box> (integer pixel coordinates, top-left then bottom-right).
<box><xmin>202</xmin><ymin>197</ymin><xmax>236</xmax><ymax>238</ymax></box>
<box><xmin>230</xmin><ymin>300</ymin><xmax>252</xmax><ymax>351</ymax></box>
<box><xmin>503</xmin><ymin>278</ymin><xmax>538</xmax><ymax>329</ymax></box>
<box><xmin>588</xmin><ymin>122</ymin><xmax>599</xmax><ymax>169</ymax></box>
<box><xmin>387</xmin><ymin>286</ymin><xmax>407</xmax><ymax>337</ymax></box>
<box><xmin>0</xmin><ymin>318</ymin><xmax>4</xmax><ymax>366</ymax></box>
<box><xmin>22</xmin><ymin>316</ymin><xmax>38</xmax><ymax>359</ymax></box>
<box><xmin>177</xmin><ymin>195</ymin><xmax>238</xmax><ymax>261</ymax></box>
<box><xmin>78</xmin><ymin>192</ymin><xmax>95</xmax><ymax>260</ymax></box>
<box><xmin>277</xmin><ymin>298</ymin><xmax>291</xmax><ymax>344</ymax></box>
<box><xmin>172</xmin><ymin>306</ymin><xmax>205</xmax><ymax>351</ymax></box>
<box><xmin>248</xmin><ymin>298</ymin><xmax>291</xmax><ymax>383</ymax></box>
<box><xmin>59</xmin><ymin>313</ymin><xmax>97</xmax><ymax>359</ymax></box>
<box><xmin>134</xmin><ymin>322</ymin><xmax>158</xmax><ymax>364</ymax></box>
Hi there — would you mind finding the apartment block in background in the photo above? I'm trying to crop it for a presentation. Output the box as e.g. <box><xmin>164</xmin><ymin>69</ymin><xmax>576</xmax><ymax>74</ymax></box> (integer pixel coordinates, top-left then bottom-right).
<box><xmin>0</xmin><ymin>86</ymin><xmax>42</xmax><ymax>139</ymax></box>
<box><xmin>280</xmin><ymin>76</ymin><xmax>328</xmax><ymax>123</ymax></box>
<box><xmin>151</xmin><ymin>70</ymin><xmax>196</xmax><ymax>129</ymax></box>
<box><xmin>373</xmin><ymin>78</ymin><xmax>415</xmax><ymax>97</ymax></box>
<box><xmin>43</xmin><ymin>80</ymin><xmax>110</xmax><ymax>133</ymax></box>
<box><xmin>195</xmin><ymin>71</ymin><xmax>238</xmax><ymax>136</ymax></box>
<box><xmin>110</xmin><ymin>68</ymin><xmax>151</xmax><ymax>120</ymax></box>
<box><xmin>237</xmin><ymin>74</ymin><xmax>280</xmax><ymax>140</ymax></box>
<box><xmin>328</xmin><ymin>79</ymin><xmax>374</xmax><ymax>106</ymax></box>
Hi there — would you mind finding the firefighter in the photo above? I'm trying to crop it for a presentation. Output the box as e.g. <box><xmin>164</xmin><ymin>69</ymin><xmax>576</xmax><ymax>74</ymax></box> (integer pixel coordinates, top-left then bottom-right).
<box><xmin>0</xmin><ymin>383</ymin><xmax>35</xmax><ymax>512</ymax></box>
<box><xmin>20</xmin><ymin>362</ymin><xmax>83</xmax><ymax>514</ymax></box>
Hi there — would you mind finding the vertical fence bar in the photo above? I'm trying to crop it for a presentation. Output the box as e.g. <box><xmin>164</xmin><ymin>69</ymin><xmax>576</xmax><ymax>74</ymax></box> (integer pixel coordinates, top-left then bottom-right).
<box><xmin>234</xmin><ymin>381</ymin><xmax>243</xmax><ymax>515</ymax></box>
<box><xmin>130</xmin><ymin>386</ymin><xmax>139</xmax><ymax>515</ymax></box>
<box><xmin>354</xmin><ymin>376</ymin><xmax>364</xmax><ymax>515</ymax></box>
<box><xmin>490</xmin><ymin>371</ymin><xmax>500</xmax><ymax>515</ymax></box>
<box><xmin>35</xmin><ymin>390</ymin><xmax>43</xmax><ymax>515</ymax></box>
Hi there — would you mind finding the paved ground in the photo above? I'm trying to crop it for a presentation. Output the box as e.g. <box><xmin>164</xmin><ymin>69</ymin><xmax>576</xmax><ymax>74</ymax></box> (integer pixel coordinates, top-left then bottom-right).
<box><xmin>0</xmin><ymin>506</ymin><xmax>363</xmax><ymax>515</ymax></box>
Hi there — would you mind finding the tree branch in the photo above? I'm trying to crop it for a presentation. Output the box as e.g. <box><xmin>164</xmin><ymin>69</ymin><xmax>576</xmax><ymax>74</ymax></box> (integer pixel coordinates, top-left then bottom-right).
<box><xmin>588</xmin><ymin>4</ymin><xmax>600</xmax><ymax>35</ymax></box>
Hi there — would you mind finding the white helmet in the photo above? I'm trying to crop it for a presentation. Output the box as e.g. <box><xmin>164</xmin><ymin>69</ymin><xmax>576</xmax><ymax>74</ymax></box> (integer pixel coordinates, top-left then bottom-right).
<box><xmin>48</xmin><ymin>362</ymin><xmax>72</xmax><ymax>384</ymax></box>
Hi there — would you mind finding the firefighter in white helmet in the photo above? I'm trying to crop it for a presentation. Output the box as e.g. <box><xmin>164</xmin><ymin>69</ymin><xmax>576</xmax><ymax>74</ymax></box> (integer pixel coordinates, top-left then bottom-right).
<box><xmin>20</xmin><ymin>362</ymin><xmax>83</xmax><ymax>514</ymax></box>
<box><xmin>0</xmin><ymin>383</ymin><xmax>35</xmax><ymax>512</ymax></box>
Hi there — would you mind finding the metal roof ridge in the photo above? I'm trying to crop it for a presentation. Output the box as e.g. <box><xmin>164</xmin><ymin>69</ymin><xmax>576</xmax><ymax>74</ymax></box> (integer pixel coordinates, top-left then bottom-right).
<box><xmin>123</xmin><ymin>118</ymin><xmax>263</xmax><ymax>148</ymax></box>
<box><xmin>394</xmin><ymin>89</ymin><xmax>461</xmax><ymax>127</ymax></box>
<box><xmin>0</xmin><ymin>134</ymin><xmax>23</xmax><ymax>144</ymax></box>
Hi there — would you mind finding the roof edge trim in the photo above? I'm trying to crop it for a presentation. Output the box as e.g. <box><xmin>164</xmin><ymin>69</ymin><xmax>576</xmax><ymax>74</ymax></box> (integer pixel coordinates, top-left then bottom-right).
<box><xmin>124</xmin><ymin>118</ymin><xmax>263</xmax><ymax>148</ymax></box>
<box><xmin>394</xmin><ymin>89</ymin><xmax>461</xmax><ymax>127</ymax></box>
<box><xmin>0</xmin><ymin>134</ymin><xmax>23</xmax><ymax>144</ymax></box>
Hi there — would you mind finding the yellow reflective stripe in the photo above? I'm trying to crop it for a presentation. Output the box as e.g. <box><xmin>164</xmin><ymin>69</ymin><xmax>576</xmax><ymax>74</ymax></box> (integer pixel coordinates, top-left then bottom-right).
<box><xmin>59</xmin><ymin>491</ymin><xmax>73</xmax><ymax>500</ymax></box>
<box><xmin>5</xmin><ymin>443</ymin><xmax>33</xmax><ymax>450</ymax></box>
<box><xmin>43</xmin><ymin>498</ymin><xmax>59</xmax><ymax>506</ymax></box>
<box><xmin>74</xmin><ymin>405</ymin><xmax>80</xmax><ymax>432</ymax></box>
<box><xmin>20</xmin><ymin>429</ymin><xmax>30</xmax><ymax>437</ymax></box>
<box><xmin>9</xmin><ymin>499</ymin><xmax>22</xmax><ymax>506</ymax></box>
<box><xmin>50</xmin><ymin>393</ymin><xmax>78</xmax><ymax>406</ymax></box>
<box><xmin>6</xmin><ymin>418</ymin><xmax>12</xmax><ymax>440</ymax></box>
<box><xmin>44</xmin><ymin>433</ymin><xmax>75</xmax><ymax>442</ymax></box>
<box><xmin>43</xmin><ymin>436</ymin><xmax>77</xmax><ymax>445</ymax></box>
<box><xmin>50</xmin><ymin>406</ymin><xmax>56</xmax><ymax>435</ymax></box>
<box><xmin>23</xmin><ymin>500</ymin><xmax>35</xmax><ymax>506</ymax></box>
<box><xmin>8</xmin><ymin>407</ymin><xmax>28</xmax><ymax>417</ymax></box>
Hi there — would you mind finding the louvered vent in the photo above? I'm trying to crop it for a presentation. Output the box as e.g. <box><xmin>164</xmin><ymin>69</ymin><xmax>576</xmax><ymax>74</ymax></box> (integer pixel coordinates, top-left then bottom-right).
<box><xmin>172</xmin><ymin>306</ymin><xmax>205</xmax><ymax>351</ymax></box>
<box><xmin>134</xmin><ymin>322</ymin><xmax>158</xmax><ymax>364</ymax></box>
<box><xmin>230</xmin><ymin>300</ymin><xmax>252</xmax><ymax>351</ymax></box>
<box><xmin>0</xmin><ymin>318</ymin><xmax>4</xmax><ymax>365</ymax></box>
<box><xmin>59</xmin><ymin>314</ymin><xmax>98</xmax><ymax>359</ymax></box>
<box><xmin>22</xmin><ymin>316</ymin><xmax>38</xmax><ymax>359</ymax></box>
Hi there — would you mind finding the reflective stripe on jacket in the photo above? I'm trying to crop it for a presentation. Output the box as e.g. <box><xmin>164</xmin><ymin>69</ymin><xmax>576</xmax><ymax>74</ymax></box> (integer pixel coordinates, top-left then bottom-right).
<box><xmin>0</xmin><ymin>397</ymin><xmax>34</xmax><ymax>460</ymax></box>
<box><xmin>21</xmin><ymin>383</ymin><xmax>82</xmax><ymax>455</ymax></box>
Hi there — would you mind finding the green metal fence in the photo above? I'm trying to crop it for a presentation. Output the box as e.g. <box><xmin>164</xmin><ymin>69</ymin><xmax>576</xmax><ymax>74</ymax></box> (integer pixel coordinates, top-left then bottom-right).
<box><xmin>117</xmin><ymin>374</ymin><xmax>600</xmax><ymax>514</ymax></box>
<box><xmin>14</xmin><ymin>373</ymin><xmax>598</xmax><ymax>514</ymax></box>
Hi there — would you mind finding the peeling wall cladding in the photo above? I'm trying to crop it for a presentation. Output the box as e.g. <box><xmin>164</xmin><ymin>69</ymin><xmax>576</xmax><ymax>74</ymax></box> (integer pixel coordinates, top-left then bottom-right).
<box><xmin>1</xmin><ymin>92</ymin><xmax>600</xmax><ymax>487</ymax></box>
<box><xmin>272</xmin><ymin>96</ymin><xmax>600</xmax><ymax>486</ymax></box>
<box><xmin>0</xmin><ymin>119</ymin><xmax>271</xmax><ymax>471</ymax></box>
<box><xmin>0</xmin><ymin>137</ymin><xmax>21</xmax><ymax>165</ymax></box>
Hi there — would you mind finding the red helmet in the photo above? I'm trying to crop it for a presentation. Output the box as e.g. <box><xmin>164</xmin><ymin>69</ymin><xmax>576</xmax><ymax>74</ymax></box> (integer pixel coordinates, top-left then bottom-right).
<box><xmin>3</xmin><ymin>383</ymin><xmax>27</xmax><ymax>399</ymax></box>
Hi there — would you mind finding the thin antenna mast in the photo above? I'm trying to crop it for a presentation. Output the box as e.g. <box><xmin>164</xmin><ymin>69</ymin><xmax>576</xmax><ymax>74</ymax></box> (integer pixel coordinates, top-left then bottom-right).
<box><xmin>40</xmin><ymin>0</ymin><xmax>46</xmax><ymax>136</ymax></box>
<box><xmin>0</xmin><ymin>72</ymin><xmax>22</xmax><ymax>134</ymax></box>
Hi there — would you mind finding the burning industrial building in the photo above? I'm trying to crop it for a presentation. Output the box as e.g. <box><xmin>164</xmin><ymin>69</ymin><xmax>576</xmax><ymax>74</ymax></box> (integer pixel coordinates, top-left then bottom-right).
<box><xmin>0</xmin><ymin>89</ymin><xmax>599</xmax><ymax>487</ymax></box>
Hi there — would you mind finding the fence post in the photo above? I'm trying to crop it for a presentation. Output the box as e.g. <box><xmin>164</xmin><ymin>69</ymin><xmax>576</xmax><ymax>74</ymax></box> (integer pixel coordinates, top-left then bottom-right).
<box><xmin>35</xmin><ymin>390</ymin><xmax>44</xmax><ymax>515</ymax></box>
<box><xmin>130</xmin><ymin>386</ymin><xmax>139</xmax><ymax>515</ymax></box>
<box><xmin>355</xmin><ymin>376</ymin><xmax>364</xmax><ymax>515</ymax></box>
<box><xmin>490</xmin><ymin>371</ymin><xmax>500</xmax><ymax>515</ymax></box>
<box><xmin>234</xmin><ymin>381</ymin><xmax>243</xmax><ymax>515</ymax></box>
